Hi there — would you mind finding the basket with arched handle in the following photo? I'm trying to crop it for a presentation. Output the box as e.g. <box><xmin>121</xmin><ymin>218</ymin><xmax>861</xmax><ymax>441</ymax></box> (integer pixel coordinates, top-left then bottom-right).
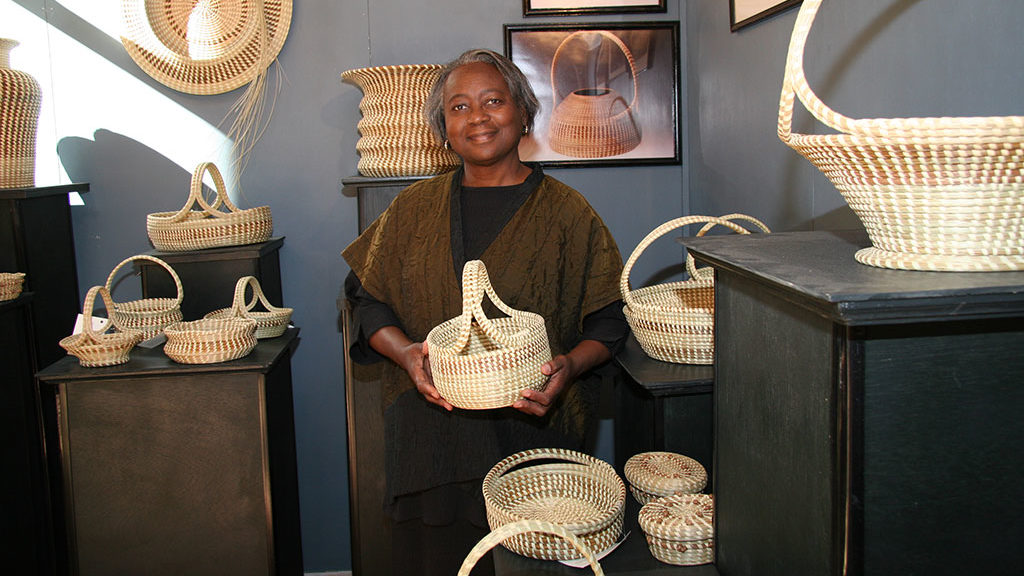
<box><xmin>548</xmin><ymin>30</ymin><xmax>641</xmax><ymax>158</ymax></box>
<box><xmin>104</xmin><ymin>254</ymin><xmax>183</xmax><ymax>339</ymax></box>
<box><xmin>205</xmin><ymin>275</ymin><xmax>292</xmax><ymax>339</ymax></box>
<box><xmin>59</xmin><ymin>285</ymin><xmax>145</xmax><ymax>367</ymax></box>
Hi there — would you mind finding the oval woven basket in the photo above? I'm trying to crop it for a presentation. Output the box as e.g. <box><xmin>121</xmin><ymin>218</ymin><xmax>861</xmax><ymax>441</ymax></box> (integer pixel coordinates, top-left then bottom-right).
<box><xmin>163</xmin><ymin>318</ymin><xmax>258</xmax><ymax>364</ymax></box>
<box><xmin>426</xmin><ymin>260</ymin><xmax>551</xmax><ymax>410</ymax></box>
<box><xmin>458</xmin><ymin>519</ymin><xmax>605</xmax><ymax>576</ymax></box>
<box><xmin>621</xmin><ymin>215</ymin><xmax>769</xmax><ymax>365</ymax></box>
<box><xmin>59</xmin><ymin>286</ymin><xmax>144</xmax><ymax>368</ymax></box>
<box><xmin>0</xmin><ymin>271</ymin><xmax>26</xmax><ymax>301</ymax></box>
<box><xmin>104</xmin><ymin>254</ymin><xmax>183</xmax><ymax>339</ymax></box>
<box><xmin>624</xmin><ymin>452</ymin><xmax>708</xmax><ymax>505</ymax></box>
<box><xmin>638</xmin><ymin>493</ymin><xmax>714</xmax><ymax>566</ymax></box>
<box><xmin>779</xmin><ymin>0</ymin><xmax>1024</xmax><ymax>272</ymax></box>
<box><xmin>340</xmin><ymin>64</ymin><xmax>461</xmax><ymax>177</ymax></box>
<box><xmin>482</xmin><ymin>448</ymin><xmax>625</xmax><ymax>561</ymax></box>
<box><xmin>205</xmin><ymin>275</ymin><xmax>292</xmax><ymax>339</ymax></box>
<box><xmin>147</xmin><ymin>162</ymin><xmax>273</xmax><ymax>252</ymax></box>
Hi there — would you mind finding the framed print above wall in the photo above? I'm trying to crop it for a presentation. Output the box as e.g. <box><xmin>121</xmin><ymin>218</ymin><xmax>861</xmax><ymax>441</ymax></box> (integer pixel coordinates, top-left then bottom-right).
<box><xmin>523</xmin><ymin>1</ymin><xmax>667</xmax><ymax>17</ymax></box>
<box><xmin>731</xmin><ymin>0</ymin><xmax>802</xmax><ymax>32</ymax></box>
<box><xmin>504</xmin><ymin>22</ymin><xmax>680</xmax><ymax>168</ymax></box>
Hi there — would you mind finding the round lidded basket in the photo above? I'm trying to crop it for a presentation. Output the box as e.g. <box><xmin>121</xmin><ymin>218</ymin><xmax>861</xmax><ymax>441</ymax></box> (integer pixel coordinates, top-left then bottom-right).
<box><xmin>59</xmin><ymin>286</ymin><xmax>144</xmax><ymax>368</ymax></box>
<box><xmin>340</xmin><ymin>64</ymin><xmax>461</xmax><ymax>177</ymax></box>
<box><xmin>624</xmin><ymin>452</ymin><xmax>708</xmax><ymax>505</ymax></box>
<box><xmin>163</xmin><ymin>318</ymin><xmax>257</xmax><ymax>364</ymax></box>
<box><xmin>482</xmin><ymin>448</ymin><xmax>625</xmax><ymax>561</ymax></box>
<box><xmin>105</xmin><ymin>254</ymin><xmax>183</xmax><ymax>339</ymax></box>
<box><xmin>779</xmin><ymin>0</ymin><xmax>1024</xmax><ymax>272</ymax></box>
<box><xmin>0</xmin><ymin>272</ymin><xmax>26</xmax><ymax>301</ymax></box>
<box><xmin>204</xmin><ymin>275</ymin><xmax>292</xmax><ymax>339</ymax></box>
<box><xmin>638</xmin><ymin>493</ymin><xmax>715</xmax><ymax>566</ymax></box>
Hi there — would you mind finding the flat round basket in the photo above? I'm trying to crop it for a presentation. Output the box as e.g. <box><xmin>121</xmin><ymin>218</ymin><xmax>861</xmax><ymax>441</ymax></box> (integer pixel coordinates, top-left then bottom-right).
<box><xmin>779</xmin><ymin>0</ymin><xmax>1024</xmax><ymax>272</ymax></box>
<box><xmin>105</xmin><ymin>254</ymin><xmax>183</xmax><ymax>339</ymax></box>
<box><xmin>621</xmin><ymin>215</ymin><xmax>767</xmax><ymax>364</ymax></box>
<box><xmin>624</xmin><ymin>452</ymin><xmax>708</xmax><ymax>505</ymax></box>
<box><xmin>482</xmin><ymin>448</ymin><xmax>625</xmax><ymax>561</ymax></box>
<box><xmin>59</xmin><ymin>286</ymin><xmax>144</xmax><ymax>367</ymax></box>
<box><xmin>163</xmin><ymin>318</ymin><xmax>257</xmax><ymax>364</ymax></box>
<box><xmin>426</xmin><ymin>260</ymin><xmax>551</xmax><ymax>410</ymax></box>
<box><xmin>459</xmin><ymin>520</ymin><xmax>605</xmax><ymax>576</ymax></box>
<box><xmin>147</xmin><ymin>162</ymin><xmax>273</xmax><ymax>252</ymax></box>
<box><xmin>205</xmin><ymin>275</ymin><xmax>292</xmax><ymax>339</ymax></box>
<box><xmin>0</xmin><ymin>272</ymin><xmax>26</xmax><ymax>301</ymax></box>
<box><xmin>638</xmin><ymin>494</ymin><xmax>714</xmax><ymax>566</ymax></box>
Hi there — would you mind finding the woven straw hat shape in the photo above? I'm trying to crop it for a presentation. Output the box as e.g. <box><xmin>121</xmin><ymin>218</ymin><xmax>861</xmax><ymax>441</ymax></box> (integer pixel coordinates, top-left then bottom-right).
<box><xmin>624</xmin><ymin>452</ymin><xmax>708</xmax><ymax>505</ymax></box>
<box><xmin>638</xmin><ymin>494</ymin><xmax>714</xmax><ymax>566</ymax></box>
<box><xmin>120</xmin><ymin>0</ymin><xmax>292</xmax><ymax>95</ymax></box>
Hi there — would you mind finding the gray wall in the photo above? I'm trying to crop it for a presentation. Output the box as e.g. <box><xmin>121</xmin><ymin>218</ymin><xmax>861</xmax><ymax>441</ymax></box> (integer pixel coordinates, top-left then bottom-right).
<box><xmin>15</xmin><ymin>0</ymin><xmax>1024</xmax><ymax>571</ymax></box>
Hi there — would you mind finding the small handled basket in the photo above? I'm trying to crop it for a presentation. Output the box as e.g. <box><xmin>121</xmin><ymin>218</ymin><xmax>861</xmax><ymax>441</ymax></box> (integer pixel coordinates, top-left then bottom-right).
<box><xmin>638</xmin><ymin>493</ymin><xmax>714</xmax><ymax>566</ymax></box>
<box><xmin>458</xmin><ymin>520</ymin><xmax>605</xmax><ymax>576</ymax></box>
<box><xmin>482</xmin><ymin>448</ymin><xmax>625</xmax><ymax>562</ymax></box>
<box><xmin>0</xmin><ymin>272</ymin><xmax>26</xmax><ymax>301</ymax></box>
<box><xmin>163</xmin><ymin>318</ymin><xmax>258</xmax><ymax>364</ymax></box>
<box><xmin>146</xmin><ymin>162</ymin><xmax>273</xmax><ymax>252</ymax></box>
<box><xmin>205</xmin><ymin>276</ymin><xmax>292</xmax><ymax>339</ymax></box>
<box><xmin>621</xmin><ymin>214</ymin><xmax>768</xmax><ymax>365</ymax></box>
<box><xmin>59</xmin><ymin>286</ymin><xmax>145</xmax><ymax>367</ymax></box>
<box><xmin>425</xmin><ymin>260</ymin><xmax>551</xmax><ymax>410</ymax></box>
<box><xmin>779</xmin><ymin>0</ymin><xmax>1024</xmax><ymax>271</ymax></box>
<box><xmin>104</xmin><ymin>254</ymin><xmax>183</xmax><ymax>339</ymax></box>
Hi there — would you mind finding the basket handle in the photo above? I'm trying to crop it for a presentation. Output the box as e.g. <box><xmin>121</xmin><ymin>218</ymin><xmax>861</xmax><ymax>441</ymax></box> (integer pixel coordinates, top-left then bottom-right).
<box><xmin>457</xmin><ymin>519</ymin><xmax>604</xmax><ymax>576</ymax></box>
<box><xmin>230</xmin><ymin>275</ymin><xmax>285</xmax><ymax>316</ymax></box>
<box><xmin>620</xmin><ymin>216</ymin><xmax>751</xmax><ymax>307</ymax></box>
<box><xmin>104</xmin><ymin>254</ymin><xmax>184</xmax><ymax>307</ymax></box>
<box><xmin>450</xmin><ymin>260</ymin><xmax>535</xmax><ymax>353</ymax></box>
<box><xmin>550</xmin><ymin>30</ymin><xmax>639</xmax><ymax>117</ymax></box>
<box><xmin>79</xmin><ymin>285</ymin><xmax>117</xmax><ymax>342</ymax></box>
<box><xmin>686</xmin><ymin>213</ymin><xmax>771</xmax><ymax>279</ymax></box>
<box><xmin>162</xmin><ymin>162</ymin><xmax>241</xmax><ymax>223</ymax></box>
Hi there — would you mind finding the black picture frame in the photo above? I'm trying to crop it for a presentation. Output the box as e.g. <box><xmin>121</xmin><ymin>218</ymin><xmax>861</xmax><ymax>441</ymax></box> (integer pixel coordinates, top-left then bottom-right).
<box><xmin>523</xmin><ymin>1</ymin><xmax>667</xmax><ymax>18</ymax></box>
<box><xmin>504</xmin><ymin>22</ymin><xmax>681</xmax><ymax>168</ymax></box>
<box><xmin>730</xmin><ymin>0</ymin><xmax>802</xmax><ymax>32</ymax></box>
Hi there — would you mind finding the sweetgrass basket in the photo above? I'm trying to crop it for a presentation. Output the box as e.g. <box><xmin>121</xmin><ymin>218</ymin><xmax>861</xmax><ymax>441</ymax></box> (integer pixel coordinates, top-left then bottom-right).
<box><xmin>638</xmin><ymin>493</ymin><xmax>715</xmax><ymax>566</ymax></box>
<box><xmin>482</xmin><ymin>448</ymin><xmax>625</xmax><ymax>561</ymax></box>
<box><xmin>426</xmin><ymin>260</ymin><xmax>551</xmax><ymax>410</ymax></box>
<box><xmin>163</xmin><ymin>318</ymin><xmax>258</xmax><ymax>364</ymax></box>
<box><xmin>779</xmin><ymin>0</ymin><xmax>1024</xmax><ymax>272</ymax></box>
<box><xmin>0</xmin><ymin>272</ymin><xmax>26</xmax><ymax>301</ymax></box>
<box><xmin>59</xmin><ymin>286</ymin><xmax>144</xmax><ymax>367</ymax></box>
<box><xmin>205</xmin><ymin>275</ymin><xmax>292</xmax><ymax>339</ymax></box>
<box><xmin>458</xmin><ymin>520</ymin><xmax>605</xmax><ymax>576</ymax></box>
<box><xmin>624</xmin><ymin>452</ymin><xmax>708</xmax><ymax>506</ymax></box>
<box><xmin>104</xmin><ymin>254</ymin><xmax>183</xmax><ymax>339</ymax></box>
<box><xmin>147</xmin><ymin>162</ymin><xmax>273</xmax><ymax>252</ymax></box>
<box><xmin>621</xmin><ymin>215</ymin><xmax>768</xmax><ymax>365</ymax></box>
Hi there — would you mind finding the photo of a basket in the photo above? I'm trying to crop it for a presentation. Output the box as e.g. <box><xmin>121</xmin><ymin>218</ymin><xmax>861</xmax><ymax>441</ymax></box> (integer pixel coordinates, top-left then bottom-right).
<box><xmin>621</xmin><ymin>215</ymin><xmax>766</xmax><ymax>365</ymax></box>
<box><xmin>147</xmin><ymin>162</ymin><xmax>273</xmax><ymax>252</ymax></box>
<box><xmin>205</xmin><ymin>275</ymin><xmax>292</xmax><ymax>339</ymax></box>
<box><xmin>779</xmin><ymin>0</ymin><xmax>1024</xmax><ymax>272</ymax></box>
<box><xmin>163</xmin><ymin>317</ymin><xmax>258</xmax><ymax>364</ymax></box>
<box><xmin>426</xmin><ymin>260</ymin><xmax>551</xmax><ymax>410</ymax></box>
<box><xmin>341</xmin><ymin>64</ymin><xmax>461</xmax><ymax>177</ymax></box>
<box><xmin>104</xmin><ymin>254</ymin><xmax>183</xmax><ymax>339</ymax></box>
<box><xmin>458</xmin><ymin>520</ymin><xmax>605</xmax><ymax>576</ymax></box>
<box><xmin>59</xmin><ymin>286</ymin><xmax>145</xmax><ymax>367</ymax></box>
<box><xmin>482</xmin><ymin>448</ymin><xmax>625</xmax><ymax>561</ymax></box>
<box><xmin>0</xmin><ymin>272</ymin><xmax>26</xmax><ymax>301</ymax></box>
<box><xmin>624</xmin><ymin>452</ymin><xmax>708</xmax><ymax>505</ymax></box>
<box><xmin>548</xmin><ymin>30</ymin><xmax>641</xmax><ymax>158</ymax></box>
<box><xmin>638</xmin><ymin>493</ymin><xmax>714</xmax><ymax>566</ymax></box>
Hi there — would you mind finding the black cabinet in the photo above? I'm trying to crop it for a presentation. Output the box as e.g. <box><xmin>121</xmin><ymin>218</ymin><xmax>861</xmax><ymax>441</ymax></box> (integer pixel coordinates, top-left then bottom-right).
<box><xmin>684</xmin><ymin>230</ymin><xmax>1024</xmax><ymax>576</ymax></box>
<box><xmin>341</xmin><ymin>175</ymin><xmax>424</xmax><ymax>232</ymax></box>
<box><xmin>36</xmin><ymin>329</ymin><xmax>304</xmax><ymax>576</ymax></box>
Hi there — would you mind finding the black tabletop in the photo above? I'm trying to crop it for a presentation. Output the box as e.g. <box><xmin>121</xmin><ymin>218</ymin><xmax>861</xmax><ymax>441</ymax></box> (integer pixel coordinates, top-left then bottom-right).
<box><xmin>0</xmin><ymin>182</ymin><xmax>89</xmax><ymax>199</ymax></box>
<box><xmin>614</xmin><ymin>334</ymin><xmax>713</xmax><ymax>397</ymax></box>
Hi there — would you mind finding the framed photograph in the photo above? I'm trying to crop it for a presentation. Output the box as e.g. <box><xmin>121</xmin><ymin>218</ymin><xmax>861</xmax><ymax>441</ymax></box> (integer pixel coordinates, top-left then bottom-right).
<box><xmin>504</xmin><ymin>22</ymin><xmax>680</xmax><ymax>168</ymax></box>
<box><xmin>523</xmin><ymin>1</ymin><xmax>667</xmax><ymax>17</ymax></box>
<box><xmin>730</xmin><ymin>0</ymin><xmax>801</xmax><ymax>32</ymax></box>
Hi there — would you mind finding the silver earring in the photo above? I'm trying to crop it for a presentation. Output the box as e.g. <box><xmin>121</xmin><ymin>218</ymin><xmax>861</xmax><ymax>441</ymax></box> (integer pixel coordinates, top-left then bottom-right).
<box><xmin>443</xmin><ymin>139</ymin><xmax>451</xmax><ymax>150</ymax></box>
<box><xmin>522</xmin><ymin>125</ymin><xmax>529</xmax><ymax>135</ymax></box>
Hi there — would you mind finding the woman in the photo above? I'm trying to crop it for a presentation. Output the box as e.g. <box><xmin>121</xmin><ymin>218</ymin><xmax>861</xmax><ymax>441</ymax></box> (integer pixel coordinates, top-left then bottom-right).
<box><xmin>342</xmin><ymin>48</ymin><xmax>627</xmax><ymax>573</ymax></box>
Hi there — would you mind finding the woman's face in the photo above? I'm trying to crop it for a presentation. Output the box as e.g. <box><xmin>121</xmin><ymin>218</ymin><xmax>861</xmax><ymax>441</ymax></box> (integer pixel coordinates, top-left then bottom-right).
<box><xmin>442</xmin><ymin>61</ymin><xmax>524</xmax><ymax>168</ymax></box>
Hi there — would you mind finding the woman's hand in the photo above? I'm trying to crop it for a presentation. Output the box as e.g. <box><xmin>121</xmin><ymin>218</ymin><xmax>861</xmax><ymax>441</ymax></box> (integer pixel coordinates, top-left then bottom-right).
<box><xmin>369</xmin><ymin>326</ymin><xmax>453</xmax><ymax>411</ymax></box>
<box><xmin>513</xmin><ymin>340</ymin><xmax>611</xmax><ymax>417</ymax></box>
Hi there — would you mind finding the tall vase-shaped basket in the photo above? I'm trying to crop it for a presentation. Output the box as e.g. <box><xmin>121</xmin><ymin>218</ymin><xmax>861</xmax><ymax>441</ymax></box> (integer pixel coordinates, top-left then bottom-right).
<box><xmin>341</xmin><ymin>64</ymin><xmax>461</xmax><ymax>178</ymax></box>
<box><xmin>0</xmin><ymin>38</ymin><xmax>41</xmax><ymax>189</ymax></box>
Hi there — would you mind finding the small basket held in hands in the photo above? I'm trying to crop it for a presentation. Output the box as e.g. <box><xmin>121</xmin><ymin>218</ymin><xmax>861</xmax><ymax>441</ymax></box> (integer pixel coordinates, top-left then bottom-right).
<box><xmin>425</xmin><ymin>260</ymin><xmax>551</xmax><ymax>410</ymax></box>
<box><xmin>146</xmin><ymin>162</ymin><xmax>272</xmax><ymax>252</ymax></box>
<box><xmin>59</xmin><ymin>286</ymin><xmax>144</xmax><ymax>367</ymax></box>
<box><xmin>163</xmin><ymin>318</ymin><xmax>258</xmax><ymax>364</ymax></box>
<box><xmin>0</xmin><ymin>272</ymin><xmax>26</xmax><ymax>301</ymax></box>
<box><xmin>105</xmin><ymin>254</ymin><xmax>183</xmax><ymax>339</ymax></box>
<box><xmin>205</xmin><ymin>276</ymin><xmax>292</xmax><ymax>339</ymax></box>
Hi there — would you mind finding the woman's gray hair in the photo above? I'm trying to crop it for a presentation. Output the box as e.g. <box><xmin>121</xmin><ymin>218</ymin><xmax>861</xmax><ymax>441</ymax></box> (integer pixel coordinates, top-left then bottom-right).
<box><xmin>424</xmin><ymin>49</ymin><xmax>540</xmax><ymax>142</ymax></box>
